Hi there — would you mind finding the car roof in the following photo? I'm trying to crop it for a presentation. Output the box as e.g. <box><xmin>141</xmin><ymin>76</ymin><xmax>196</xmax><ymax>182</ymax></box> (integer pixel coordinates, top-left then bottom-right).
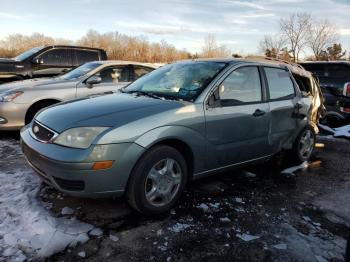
<box><xmin>178</xmin><ymin>57</ymin><xmax>313</xmax><ymax>78</ymax></box>
<box><xmin>42</xmin><ymin>45</ymin><xmax>106</xmax><ymax>52</ymax></box>
<box><xmin>89</xmin><ymin>60</ymin><xmax>163</xmax><ymax>69</ymax></box>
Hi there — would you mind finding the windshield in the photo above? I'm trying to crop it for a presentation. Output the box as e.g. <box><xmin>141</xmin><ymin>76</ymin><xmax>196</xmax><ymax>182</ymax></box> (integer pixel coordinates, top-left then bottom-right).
<box><xmin>124</xmin><ymin>61</ymin><xmax>228</xmax><ymax>101</ymax></box>
<box><xmin>60</xmin><ymin>62</ymin><xmax>102</xmax><ymax>80</ymax></box>
<box><xmin>13</xmin><ymin>46</ymin><xmax>45</xmax><ymax>61</ymax></box>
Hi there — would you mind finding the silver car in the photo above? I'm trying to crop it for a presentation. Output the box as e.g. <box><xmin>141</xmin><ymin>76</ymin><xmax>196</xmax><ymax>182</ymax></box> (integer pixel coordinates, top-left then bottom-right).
<box><xmin>21</xmin><ymin>58</ymin><xmax>321</xmax><ymax>214</ymax></box>
<box><xmin>0</xmin><ymin>61</ymin><xmax>159</xmax><ymax>130</ymax></box>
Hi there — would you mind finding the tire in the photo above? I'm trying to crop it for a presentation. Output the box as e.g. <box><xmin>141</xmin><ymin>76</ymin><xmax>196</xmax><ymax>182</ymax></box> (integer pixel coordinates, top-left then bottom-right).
<box><xmin>126</xmin><ymin>145</ymin><xmax>188</xmax><ymax>215</ymax></box>
<box><xmin>25</xmin><ymin>101</ymin><xmax>57</xmax><ymax>124</ymax></box>
<box><xmin>288</xmin><ymin>126</ymin><xmax>316</xmax><ymax>164</ymax></box>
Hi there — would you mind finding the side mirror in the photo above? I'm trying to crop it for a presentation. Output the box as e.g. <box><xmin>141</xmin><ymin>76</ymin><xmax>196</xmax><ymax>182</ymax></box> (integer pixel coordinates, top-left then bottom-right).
<box><xmin>32</xmin><ymin>57</ymin><xmax>44</xmax><ymax>64</ymax></box>
<box><xmin>85</xmin><ymin>76</ymin><xmax>102</xmax><ymax>88</ymax></box>
<box><xmin>207</xmin><ymin>88</ymin><xmax>221</xmax><ymax>108</ymax></box>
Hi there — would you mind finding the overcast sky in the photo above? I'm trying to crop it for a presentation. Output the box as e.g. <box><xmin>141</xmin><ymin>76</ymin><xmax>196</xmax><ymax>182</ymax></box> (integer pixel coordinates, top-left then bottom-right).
<box><xmin>0</xmin><ymin>0</ymin><xmax>349</xmax><ymax>55</ymax></box>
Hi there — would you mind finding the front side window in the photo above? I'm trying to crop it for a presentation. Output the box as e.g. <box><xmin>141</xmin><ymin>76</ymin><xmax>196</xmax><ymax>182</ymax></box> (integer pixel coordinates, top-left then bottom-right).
<box><xmin>95</xmin><ymin>66</ymin><xmax>130</xmax><ymax>83</ymax></box>
<box><xmin>39</xmin><ymin>49</ymin><xmax>72</xmax><ymax>66</ymax></box>
<box><xmin>60</xmin><ymin>62</ymin><xmax>102</xmax><ymax>80</ymax></box>
<box><xmin>264</xmin><ymin>67</ymin><xmax>295</xmax><ymax>100</ymax></box>
<box><xmin>218</xmin><ymin>66</ymin><xmax>262</xmax><ymax>106</ymax></box>
<box><xmin>124</xmin><ymin>61</ymin><xmax>228</xmax><ymax>101</ymax></box>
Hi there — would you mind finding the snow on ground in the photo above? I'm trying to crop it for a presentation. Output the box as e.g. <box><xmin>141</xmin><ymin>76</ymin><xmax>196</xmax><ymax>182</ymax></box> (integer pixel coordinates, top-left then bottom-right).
<box><xmin>313</xmin><ymin>180</ymin><xmax>350</xmax><ymax>227</ymax></box>
<box><xmin>319</xmin><ymin>124</ymin><xmax>350</xmax><ymax>138</ymax></box>
<box><xmin>280</xmin><ymin>161</ymin><xmax>309</xmax><ymax>176</ymax></box>
<box><xmin>0</xmin><ymin>140</ymin><xmax>93</xmax><ymax>261</ymax></box>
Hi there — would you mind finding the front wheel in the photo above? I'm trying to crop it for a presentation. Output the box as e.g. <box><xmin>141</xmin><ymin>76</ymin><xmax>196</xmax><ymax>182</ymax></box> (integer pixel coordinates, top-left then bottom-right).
<box><xmin>126</xmin><ymin>145</ymin><xmax>188</xmax><ymax>215</ymax></box>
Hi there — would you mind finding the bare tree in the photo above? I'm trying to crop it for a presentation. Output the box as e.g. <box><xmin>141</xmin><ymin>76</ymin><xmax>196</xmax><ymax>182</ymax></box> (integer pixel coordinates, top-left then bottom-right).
<box><xmin>308</xmin><ymin>19</ymin><xmax>338</xmax><ymax>60</ymax></box>
<box><xmin>201</xmin><ymin>34</ymin><xmax>231</xmax><ymax>58</ymax></box>
<box><xmin>259</xmin><ymin>34</ymin><xmax>286</xmax><ymax>57</ymax></box>
<box><xmin>280</xmin><ymin>13</ymin><xmax>312</xmax><ymax>62</ymax></box>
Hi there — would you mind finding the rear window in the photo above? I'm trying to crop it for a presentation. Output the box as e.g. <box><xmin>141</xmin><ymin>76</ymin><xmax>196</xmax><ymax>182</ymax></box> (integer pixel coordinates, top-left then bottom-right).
<box><xmin>302</xmin><ymin>63</ymin><xmax>349</xmax><ymax>78</ymax></box>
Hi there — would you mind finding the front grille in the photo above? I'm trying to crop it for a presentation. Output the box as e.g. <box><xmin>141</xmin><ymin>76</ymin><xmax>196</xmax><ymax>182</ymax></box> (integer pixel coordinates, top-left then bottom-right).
<box><xmin>53</xmin><ymin>177</ymin><xmax>85</xmax><ymax>191</ymax></box>
<box><xmin>32</xmin><ymin>121</ymin><xmax>56</xmax><ymax>142</ymax></box>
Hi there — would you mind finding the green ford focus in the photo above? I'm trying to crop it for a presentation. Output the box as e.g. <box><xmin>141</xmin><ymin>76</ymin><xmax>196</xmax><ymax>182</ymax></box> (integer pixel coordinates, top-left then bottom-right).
<box><xmin>21</xmin><ymin>58</ymin><xmax>323</xmax><ymax>214</ymax></box>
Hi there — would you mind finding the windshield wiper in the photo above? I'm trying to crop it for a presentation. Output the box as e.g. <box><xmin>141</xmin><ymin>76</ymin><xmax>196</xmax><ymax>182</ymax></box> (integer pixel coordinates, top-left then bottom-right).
<box><xmin>125</xmin><ymin>90</ymin><xmax>163</xmax><ymax>100</ymax></box>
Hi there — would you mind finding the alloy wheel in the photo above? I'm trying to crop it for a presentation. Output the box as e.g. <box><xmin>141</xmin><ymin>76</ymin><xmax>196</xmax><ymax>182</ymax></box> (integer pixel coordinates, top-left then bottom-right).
<box><xmin>144</xmin><ymin>158</ymin><xmax>182</xmax><ymax>207</ymax></box>
<box><xmin>298</xmin><ymin>129</ymin><xmax>315</xmax><ymax>159</ymax></box>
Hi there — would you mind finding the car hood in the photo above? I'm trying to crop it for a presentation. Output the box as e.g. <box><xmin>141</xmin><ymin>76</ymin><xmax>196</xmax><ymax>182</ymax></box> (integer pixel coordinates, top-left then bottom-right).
<box><xmin>0</xmin><ymin>77</ymin><xmax>77</xmax><ymax>94</ymax></box>
<box><xmin>36</xmin><ymin>93</ymin><xmax>185</xmax><ymax>133</ymax></box>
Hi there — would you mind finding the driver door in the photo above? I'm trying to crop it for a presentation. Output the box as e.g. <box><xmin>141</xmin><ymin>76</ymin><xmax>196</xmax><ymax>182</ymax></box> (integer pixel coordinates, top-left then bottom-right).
<box><xmin>76</xmin><ymin>65</ymin><xmax>132</xmax><ymax>98</ymax></box>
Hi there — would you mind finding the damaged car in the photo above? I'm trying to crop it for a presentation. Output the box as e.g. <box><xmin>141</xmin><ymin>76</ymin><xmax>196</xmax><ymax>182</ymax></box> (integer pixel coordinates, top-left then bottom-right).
<box><xmin>21</xmin><ymin>58</ymin><xmax>322</xmax><ymax>214</ymax></box>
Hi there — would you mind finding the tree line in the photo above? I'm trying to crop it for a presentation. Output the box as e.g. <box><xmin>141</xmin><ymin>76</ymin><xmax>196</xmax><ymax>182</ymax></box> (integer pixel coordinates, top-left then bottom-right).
<box><xmin>0</xmin><ymin>30</ymin><xmax>192</xmax><ymax>63</ymax></box>
<box><xmin>0</xmin><ymin>14</ymin><xmax>349</xmax><ymax>63</ymax></box>
<box><xmin>259</xmin><ymin>12</ymin><xmax>348</xmax><ymax>62</ymax></box>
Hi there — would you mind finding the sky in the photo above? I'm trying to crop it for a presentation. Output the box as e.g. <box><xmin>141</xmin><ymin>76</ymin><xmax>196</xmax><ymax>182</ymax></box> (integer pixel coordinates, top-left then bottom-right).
<box><xmin>0</xmin><ymin>0</ymin><xmax>349</xmax><ymax>55</ymax></box>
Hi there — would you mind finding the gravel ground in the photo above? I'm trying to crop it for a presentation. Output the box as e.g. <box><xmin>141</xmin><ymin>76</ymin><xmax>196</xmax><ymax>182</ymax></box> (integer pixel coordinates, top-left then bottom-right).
<box><xmin>0</xmin><ymin>131</ymin><xmax>349</xmax><ymax>262</ymax></box>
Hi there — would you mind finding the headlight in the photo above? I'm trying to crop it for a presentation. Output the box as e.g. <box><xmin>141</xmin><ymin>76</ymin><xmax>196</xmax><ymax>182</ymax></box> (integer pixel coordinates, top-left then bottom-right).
<box><xmin>54</xmin><ymin>127</ymin><xmax>108</xmax><ymax>149</ymax></box>
<box><xmin>0</xmin><ymin>91</ymin><xmax>23</xmax><ymax>102</ymax></box>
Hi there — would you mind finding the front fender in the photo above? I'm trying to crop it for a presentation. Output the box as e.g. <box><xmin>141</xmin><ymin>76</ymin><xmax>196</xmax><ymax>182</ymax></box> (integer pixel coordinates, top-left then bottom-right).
<box><xmin>134</xmin><ymin>125</ymin><xmax>207</xmax><ymax>173</ymax></box>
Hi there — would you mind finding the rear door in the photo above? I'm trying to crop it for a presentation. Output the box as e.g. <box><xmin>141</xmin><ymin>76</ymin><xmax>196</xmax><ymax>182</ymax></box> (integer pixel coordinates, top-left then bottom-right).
<box><xmin>76</xmin><ymin>65</ymin><xmax>132</xmax><ymax>97</ymax></box>
<box><xmin>205</xmin><ymin>65</ymin><xmax>271</xmax><ymax>169</ymax></box>
<box><xmin>263</xmin><ymin>66</ymin><xmax>299</xmax><ymax>153</ymax></box>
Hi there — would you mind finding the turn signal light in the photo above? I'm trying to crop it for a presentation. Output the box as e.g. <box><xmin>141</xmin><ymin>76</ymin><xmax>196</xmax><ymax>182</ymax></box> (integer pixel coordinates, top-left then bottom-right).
<box><xmin>92</xmin><ymin>160</ymin><xmax>114</xmax><ymax>170</ymax></box>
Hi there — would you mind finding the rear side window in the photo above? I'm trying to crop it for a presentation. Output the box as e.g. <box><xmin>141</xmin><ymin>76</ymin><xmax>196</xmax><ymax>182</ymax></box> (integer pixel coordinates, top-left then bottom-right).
<box><xmin>219</xmin><ymin>66</ymin><xmax>262</xmax><ymax>106</ymax></box>
<box><xmin>39</xmin><ymin>49</ymin><xmax>72</xmax><ymax>66</ymax></box>
<box><xmin>75</xmin><ymin>50</ymin><xmax>100</xmax><ymax>65</ymax></box>
<box><xmin>264</xmin><ymin>67</ymin><xmax>295</xmax><ymax>100</ymax></box>
<box><xmin>293</xmin><ymin>74</ymin><xmax>312</xmax><ymax>95</ymax></box>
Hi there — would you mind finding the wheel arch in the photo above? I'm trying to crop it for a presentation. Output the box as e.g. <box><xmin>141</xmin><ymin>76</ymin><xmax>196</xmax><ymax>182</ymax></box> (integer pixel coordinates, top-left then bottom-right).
<box><xmin>147</xmin><ymin>138</ymin><xmax>195</xmax><ymax>180</ymax></box>
<box><xmin>25</xmin><ymin>98</ymin><xmax>62</xmax><ymax>124</ymax></box>
<box><xmin>133</xmin><ymin>126</ymin><xmax>207</xmax><ymax>180</ymax></box>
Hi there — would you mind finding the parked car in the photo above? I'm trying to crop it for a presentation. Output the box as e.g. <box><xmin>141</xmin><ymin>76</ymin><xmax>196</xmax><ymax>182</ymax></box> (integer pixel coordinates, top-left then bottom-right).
<box><xmin>0</xmin><ymin>61</ymin><xmax>159</xmax><ymax>130</ymax></box>
<box><xmin>21</xmin><ymin>58</ymin><xmax>321</xmax><ymax>214</ymax></box>
<box><xmin>0</xmin><ymin>45</ymin><xmax>107</xmax><ymax>83</ymax></box>
<box><xmin>300</xmin><ymin>61</ymin><xmax>350</xmax><ymax>126</ymax></box>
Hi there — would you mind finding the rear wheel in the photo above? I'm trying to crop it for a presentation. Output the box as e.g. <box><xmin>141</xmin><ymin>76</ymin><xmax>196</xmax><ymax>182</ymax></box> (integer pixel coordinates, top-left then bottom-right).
<box><xmin>288</xmin><ymin>127</ymin><xmax>316</xmax><ymax>164</ymax></box>
<box><xmin>126</xmin><ymin>145</ymin><xmax>188</xmax><ymax>215</ymax></box>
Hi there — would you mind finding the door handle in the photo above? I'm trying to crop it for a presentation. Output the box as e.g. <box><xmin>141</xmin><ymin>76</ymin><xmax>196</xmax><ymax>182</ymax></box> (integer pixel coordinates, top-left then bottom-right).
<box><xmin>253</xmin><ymin>109</ymin><xmax>266</xmax><ymax>117</ymax></box>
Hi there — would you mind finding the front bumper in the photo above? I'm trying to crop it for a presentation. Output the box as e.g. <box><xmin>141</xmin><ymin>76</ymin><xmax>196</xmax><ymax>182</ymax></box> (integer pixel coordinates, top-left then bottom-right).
<box><xmin>0</xmin><ymin>102</ymin><xmax>28</xmax><ymax>130</ymax></box>
<box><xmin>20</xmin><ymin>125</ymin><xmax>146</xmax><ymax>198</ymax></box>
